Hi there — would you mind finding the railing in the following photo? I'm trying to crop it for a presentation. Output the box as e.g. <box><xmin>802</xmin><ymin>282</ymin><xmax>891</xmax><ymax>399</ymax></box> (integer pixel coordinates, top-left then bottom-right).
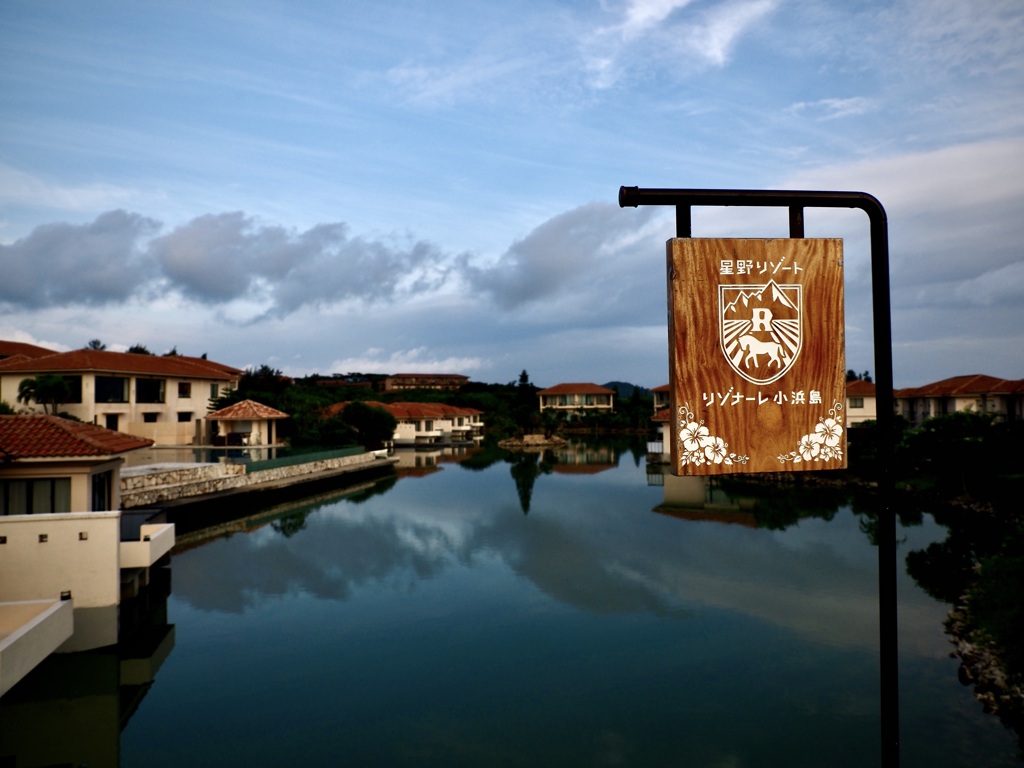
<box><xmin>244</xmin><ymin>446</ymin><xmax>365</xmax><ymax>473</ymax></box>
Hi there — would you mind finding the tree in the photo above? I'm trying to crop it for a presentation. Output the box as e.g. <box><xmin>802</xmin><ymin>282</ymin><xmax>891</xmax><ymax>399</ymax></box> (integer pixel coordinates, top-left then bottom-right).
<box><xmin>340</xmin><ymin>401</ymin><xmax>398</xmax><ymax>450</ymax></box>
<box><xmin>127</xmin><ymin>343</ymin><xmax>152</xmax><ymax>355</ymax></box>
<box><xmin>86</xmin><ymin>339</ymin><xmax>106</xmax><ymax>350</ymax></box>
<box><xmin>17</xmin><ymin>375</ymin><xmax>72</xmax><ymax>415</ymax></box>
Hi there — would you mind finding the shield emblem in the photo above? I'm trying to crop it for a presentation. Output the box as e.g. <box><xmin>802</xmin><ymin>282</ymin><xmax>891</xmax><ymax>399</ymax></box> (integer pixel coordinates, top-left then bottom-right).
<box><xmin>719</xmin><ymin>281</ymin><xmax>802</xmax><ymax>385</ymax></box>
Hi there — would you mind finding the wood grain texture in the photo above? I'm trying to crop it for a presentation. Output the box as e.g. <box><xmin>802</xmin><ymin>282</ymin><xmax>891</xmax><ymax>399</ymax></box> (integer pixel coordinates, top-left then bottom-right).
<box><xmin>667</xmin><ymin>239</ymin><xmax>846</xmax><ymax>475</ymax></box>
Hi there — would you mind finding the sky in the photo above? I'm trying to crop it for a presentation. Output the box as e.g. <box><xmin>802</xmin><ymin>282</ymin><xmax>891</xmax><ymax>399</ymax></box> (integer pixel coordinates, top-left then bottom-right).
<box><xmin>1</xmin><ymin>0</ymin><xmax>1022</xmax><ymax>389</ymax></box>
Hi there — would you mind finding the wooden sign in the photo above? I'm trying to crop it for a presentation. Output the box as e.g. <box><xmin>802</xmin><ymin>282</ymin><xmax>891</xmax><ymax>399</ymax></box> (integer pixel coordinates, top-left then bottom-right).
<box><xmin>667</xmin><ymin>238</ymin><xmax>846</xmax><ymax>475</ymax></box>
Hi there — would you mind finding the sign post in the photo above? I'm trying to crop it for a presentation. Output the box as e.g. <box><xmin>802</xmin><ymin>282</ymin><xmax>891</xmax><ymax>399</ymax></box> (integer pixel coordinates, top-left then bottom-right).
<box><xmin>620</xmin><ymin>186</ymin><xmax>898</xmax><ymax>768</ymax></box>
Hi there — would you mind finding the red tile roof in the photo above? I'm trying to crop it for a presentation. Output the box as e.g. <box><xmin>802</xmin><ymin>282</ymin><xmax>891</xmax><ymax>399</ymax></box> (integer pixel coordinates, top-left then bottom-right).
<box><xmin>207</xmin><ymin>400</ymin><xmax>289</xmax><ymax>420</ymax></box>
<box><xmin>321</xmin><ymin>401</ymin><xmax>482</xmax><ymax>421</ymax></box>
<box><xmin>895</xmin><ymin>374</ymin><xmax>1024</xmax><ymax>398</ymax></box>
<box><xmin>846</xmin><ymin>379</ymin><xmax>876</xmax><ymax>396</ymax></box>
<box><xmin>0</xmin><ymin>415</ymin><xmax>153</xmax><ymax>461</ymax></box>
<box><xmin>0</xmin><ymin>340</ymin><xmax>57</xmax><ymax>360</ymax></box>
<box><xmin>0</xmin><ymin>348</ymin><xmax>239</xmax><ymax>380</ymax></box>
<box><xmin>538</xmin><ymin>383</ymin><xmax>615</xmax><ymax>396</ymax></box>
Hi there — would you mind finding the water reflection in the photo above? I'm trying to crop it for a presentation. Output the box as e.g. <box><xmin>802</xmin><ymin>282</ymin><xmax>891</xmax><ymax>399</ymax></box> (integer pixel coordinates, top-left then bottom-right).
<box><xmin>1</xmin><ymin>566</ymin><xmax>174</xmax><ymax>767</ymax></box>
<box><xmin>5</xmin><ymin>439</ymin><xmax>1020</xmax><ymax>766</ymax></box>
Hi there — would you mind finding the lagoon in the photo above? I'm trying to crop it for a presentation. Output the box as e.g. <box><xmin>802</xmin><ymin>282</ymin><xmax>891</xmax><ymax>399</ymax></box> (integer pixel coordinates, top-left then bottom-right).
<box><xmin>3</xmin><ymin>440</ymin><xmax>1019</xmax><ymax>766</ymax></box>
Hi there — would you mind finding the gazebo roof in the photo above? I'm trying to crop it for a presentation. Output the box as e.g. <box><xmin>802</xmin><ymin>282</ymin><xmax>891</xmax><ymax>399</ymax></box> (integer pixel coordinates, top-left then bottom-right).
<box><xmin>206</xmin><ymin>399</ymin><xmax>289</xmax><ymax>420</ymax></box>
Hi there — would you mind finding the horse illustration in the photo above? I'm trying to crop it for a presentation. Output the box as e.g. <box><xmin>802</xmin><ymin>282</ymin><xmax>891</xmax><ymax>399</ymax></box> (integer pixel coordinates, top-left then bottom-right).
<box><xmin>738</xmin><ymin>334</ymin><xmax>785</xmax><ymax>369</ymax></box>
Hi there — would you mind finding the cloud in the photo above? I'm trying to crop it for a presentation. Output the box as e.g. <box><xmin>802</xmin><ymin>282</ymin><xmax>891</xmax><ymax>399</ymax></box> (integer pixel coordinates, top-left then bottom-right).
<box><xmin>788</xmin><ymin>97</ymin><xmax>877</xmax><ymax>121</ymax></box>
<box><xmin>783</xmin><ymin>138</ymin><xmax>1024</xmax><ymax>283</ymax></box>
<box><xmin>461</xmin><ymin>201</ymin><xmax>660</xmax><ymax>314</ymax></box>
<box><xmin>583</xmin><ymin>0</ymin><xmax>778</xmax><ymax>87</ymax></box>
<box><xmin>0</xmin><ymin>210</ymin><xmax>160</xmax><ymax>309</ymax></box>
<box><xmin>888</xmin><ymin>0</ymin><xmax>1024</xmax><ymax>76</ymax></box>
<box><xmin>0</xmin><ymin>163</ymin><xmax>136</xmax><ymax>214</ymax></box>
<box><xmin>683</xmin><ymin>0</ymin><xmax>777</xmax><ymax>66</ymax></box>
<box><xmin>2</xmin><ymin>210</ymin><xmax>456</xmax><ymax>319</ymax></box>
<box><xmin>328</xmin><ymin>347</ymin><xmax>488</xmax><ymax>375</ymax></box>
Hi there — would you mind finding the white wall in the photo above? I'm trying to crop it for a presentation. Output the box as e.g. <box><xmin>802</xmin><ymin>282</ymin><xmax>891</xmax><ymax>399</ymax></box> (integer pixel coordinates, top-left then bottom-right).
<box><xmin>0</xmin><ymin>512</ymin><xmax>121</xmax><ymax>608</ymax></box>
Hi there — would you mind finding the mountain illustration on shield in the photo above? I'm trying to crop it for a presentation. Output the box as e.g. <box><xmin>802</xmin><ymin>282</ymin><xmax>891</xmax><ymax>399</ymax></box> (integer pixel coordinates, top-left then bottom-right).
<box><xmin>719</xmin><ymin>279</ymin><xmax>802</xmax><ymax>386</ymax></box>
<box><xmin>721</xmin><ymin>279</ymin><xmax>799</xmax><ymax>317</ymax></box>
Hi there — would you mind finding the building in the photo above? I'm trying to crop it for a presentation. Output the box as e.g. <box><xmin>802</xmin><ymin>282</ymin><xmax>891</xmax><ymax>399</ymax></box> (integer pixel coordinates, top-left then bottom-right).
<box><xmin>0</xmin><ymin>340</ymin><xmax>56</xmax><ymax>363</ymax></box>
<box><xmin>845</xmin><ymin>379</ymin><xmax>878</xmax><ymax>425</ymax></box>
<box><xmin>383</xmin><ymin>373</ymin><xmax>468</xmax><ymax>392</ymax></box>
<box><xmin>206</xmin><ymin>399</ymin><xmax>289</xmax><ymax>446</ymax></box>
<box><xmin>0</xmin><ymin>415</ymin><xmax>175</xmax><ymax>694</ymax></box>
<box><xmin>0</xmin><ymin>414</ymin><xmax>153</xmax><ymax>514</ymax></box>
<box><xmin>894</xmin><ymin>374</ymin><xmax>1024</xmax><ymax>425</ymax></box>
<box><xmin>0</xmin><ymin>348</ymin><xmax>241</xmax><ymax>445</ymax></box>
<box><xmin>651</xmin><ymin>384</ymin><xmax>671</xmax><ymax>413</ymax></box>
<box><xmin>537</xmin><ymin>383</ymin><xmax>615</xmax><ymax>418</ymax></box>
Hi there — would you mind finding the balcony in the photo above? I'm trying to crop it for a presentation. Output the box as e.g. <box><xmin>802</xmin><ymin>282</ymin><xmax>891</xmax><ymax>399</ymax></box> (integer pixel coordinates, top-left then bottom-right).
<box><xmin>120</xmin><ymin>523</ymin><xmax>175</xmax><ymax>570</ymax></box>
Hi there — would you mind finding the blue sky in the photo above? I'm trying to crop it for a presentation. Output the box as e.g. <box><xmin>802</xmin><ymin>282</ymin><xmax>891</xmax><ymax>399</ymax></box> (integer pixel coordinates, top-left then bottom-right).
<box><xmin>2</xmin><ymin>0</ymin><xmax>1022</xmax><ymax>388</ymax></box>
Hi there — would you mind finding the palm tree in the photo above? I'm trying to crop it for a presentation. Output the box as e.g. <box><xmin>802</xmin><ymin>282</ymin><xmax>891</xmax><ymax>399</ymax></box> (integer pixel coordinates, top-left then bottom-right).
<box><xmin>86</xmin><ymin>339</ymin><xmax>107</xmax><ymax>350</ymax></box>
<box><xmin>17</xmin><ymin>375</ymin><xmax>71</xmax><ymax>415</ymax></box>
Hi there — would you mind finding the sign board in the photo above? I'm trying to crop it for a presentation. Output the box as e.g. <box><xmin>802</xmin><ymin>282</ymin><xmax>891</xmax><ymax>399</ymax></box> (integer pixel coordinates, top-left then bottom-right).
<box><xmin>667</xmin><ymin>238</ymin><xmax>846</xmax><ymax>475</ymax></box>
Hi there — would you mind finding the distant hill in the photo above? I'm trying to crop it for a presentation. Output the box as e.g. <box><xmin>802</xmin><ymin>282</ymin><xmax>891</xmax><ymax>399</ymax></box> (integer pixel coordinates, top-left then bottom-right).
<box><xmin>602</xmin><ymin>381</ymin><xmax>652</xmax><ymax>400</ymax></box>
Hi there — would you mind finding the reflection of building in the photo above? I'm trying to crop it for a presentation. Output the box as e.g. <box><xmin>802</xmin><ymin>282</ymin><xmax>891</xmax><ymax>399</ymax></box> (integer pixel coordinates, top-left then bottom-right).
<box><xmin>538</xmin><ymin>383</ymin><xmax>615</xmax><ymax>418</ymax></box>
<box><xmin>652</xmin><ymin>474</ymin><xmax>757</xmax><ymax>526</ymax></box>
<box><xmin>548</xmin><ymin>442</ymin><xmax>616</xmax><ymax>473</ymax></box>
<box><xmin>0</xmin><ymin>566</ymin><xmax>174</xmax><ymax>767</ymax></box>
<box><xmin>0</xmin><ymin>415</ymin><xmax>174</xmax><ymax>695</ymax></box>
<box><xmin>392</xmin><ymin>444</ymin><xmax>482</xmax><ymax>476</ymax></box>
<box><xmin>323</xmin><ymin>401</ymin><xmax>484</xmax><ymax>447</ymax></box>
<box><xmin>0</xmin><ymin>348</ymin><xmax>241</xmax><ymax>445</ymax></box>
<box><xmin>894</xmin><ymin>374</ymin><xmax>1024</xmax><ymax>424</ymax></box>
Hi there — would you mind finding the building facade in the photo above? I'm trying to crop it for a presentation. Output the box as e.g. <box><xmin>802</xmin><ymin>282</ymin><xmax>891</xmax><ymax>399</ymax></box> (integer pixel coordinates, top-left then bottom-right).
<box><xmin>537</xmin><ymin>383</ymin><xmax>615</xmax><ymax>418</ymax></box>
<box><xmin>0</xmin><ymin>348</ymin><xmax>241</xmax><ymax>445</ymax></box>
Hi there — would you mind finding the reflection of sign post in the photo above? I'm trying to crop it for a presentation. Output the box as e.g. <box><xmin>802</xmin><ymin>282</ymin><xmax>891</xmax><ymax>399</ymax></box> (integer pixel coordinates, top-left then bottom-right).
<box><xmin>668</xmin><ymin>238</ymin><xmax>845</xmax><ymax>475</ymax></box>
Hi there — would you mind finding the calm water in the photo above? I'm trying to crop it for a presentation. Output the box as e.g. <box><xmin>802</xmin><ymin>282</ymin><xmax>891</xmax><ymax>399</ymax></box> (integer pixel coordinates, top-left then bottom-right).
<box><xmin>3</xmin><ymin>441</ymin><xmax>1020</xmax><ymax>766</ymax></box>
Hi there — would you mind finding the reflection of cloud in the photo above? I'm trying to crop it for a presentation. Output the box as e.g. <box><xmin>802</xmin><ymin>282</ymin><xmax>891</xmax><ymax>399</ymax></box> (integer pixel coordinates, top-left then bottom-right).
<box><xmin>172</xmin><ymin>513</ymin><xmax>457</xmax><ymax>614</ymax></box>
<box><xmin>169</xmin><ymin>467</ymin><xmax>947</xmax><ymax>660</ymax></box>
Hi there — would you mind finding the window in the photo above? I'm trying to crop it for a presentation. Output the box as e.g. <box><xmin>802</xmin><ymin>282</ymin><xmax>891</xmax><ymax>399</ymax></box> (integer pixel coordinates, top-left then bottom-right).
<box><xmin>95</xmin><ymin>376</ymin><xmax>129</xmax><ymax>403</ymax></box>
<box><xmin>143</xmin><ymin>412</ymin><xmax>159</xmax><ymax>423</ymax></box>
<box><xmin>850</xmin><ymin>397</ymin><xmax>864</xmax><ymax>408</ymax></box>
<box><xmin>63</xmin><ymin>375</ymin><xmax>83</xmax><ymax>404</ymax></box>
<box><xmin>92</xmin><ymin>470</ymin><xmax>112</xmax><ymax>511</ymax></box>
<box><xmin>1</xmin><ymin>478</ymin><xmax>72</xmax><ymax>515</ymax></box>
<box><xmin>210</xmin><ymin>383</ymin><xmax>220</xmax><ymax>399</ymax></box>
<box><xmin>178</xmin><ymin>382</ymin><xmax>192</xmax><ymax>398</ymax></box>
<box><xmin>177</xmin><ymin>411</ymin><xmax>194</xmax><ymax>423</ymax></box>
<box><xmin>105</xmin><ymin>414</ymin><xmax>119</xmax><ymax>431</ymax></box>
<box><xmin>136</xmin><ymin>378</ymin><xmax>166</xmax><ymax>403</ymax></box>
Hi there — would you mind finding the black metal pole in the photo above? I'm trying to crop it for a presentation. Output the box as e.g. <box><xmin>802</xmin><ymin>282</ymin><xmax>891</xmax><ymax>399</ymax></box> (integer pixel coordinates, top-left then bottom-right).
<box><xmin>619</xmin><ymin>186</ymin><xmax>898</xmax><ymax>767</ymax></box>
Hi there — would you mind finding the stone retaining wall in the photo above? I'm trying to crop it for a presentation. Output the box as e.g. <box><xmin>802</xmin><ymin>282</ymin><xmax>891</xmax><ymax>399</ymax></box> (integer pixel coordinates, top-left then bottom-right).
<box><xmin>121</xmin><ymin>453</ymin><xmax>385</xmax><ymax>508</ymax></box>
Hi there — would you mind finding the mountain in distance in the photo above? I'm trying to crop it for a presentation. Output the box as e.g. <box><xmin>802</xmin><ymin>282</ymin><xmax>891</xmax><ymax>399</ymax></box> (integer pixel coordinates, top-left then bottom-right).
<box><xmin>602</xmin><ymin>381</ymin><xmax>653</xmax><ymax>400</ymax></box>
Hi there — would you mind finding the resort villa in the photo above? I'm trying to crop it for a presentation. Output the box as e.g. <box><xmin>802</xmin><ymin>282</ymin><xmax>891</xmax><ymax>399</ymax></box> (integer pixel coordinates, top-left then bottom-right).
<box><xmin>0</xmin><ymin>348</ymin><xmax>241</xmax><ymax>446</ymax></box>
<box><xmin>0</xmin><ymin>415</ymin><xmax>175</xmax><ymax>694</ymax></box>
